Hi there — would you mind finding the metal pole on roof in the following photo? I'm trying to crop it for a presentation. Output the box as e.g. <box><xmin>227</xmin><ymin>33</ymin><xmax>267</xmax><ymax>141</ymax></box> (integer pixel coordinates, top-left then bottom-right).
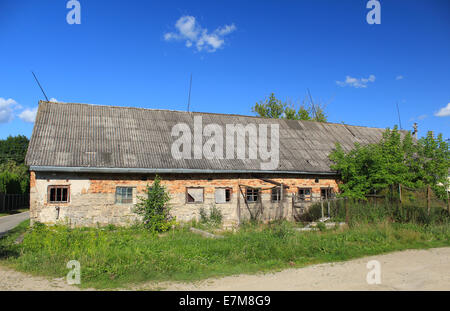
<box><xmin>31</xmin><ymin>71</ymin><xmax>49</xmax><ymax>102</ymax></box>
<box><xmin>396</xmin><ymin>101</ymin><xmax>402</xmax><ymax>130</ymax></box>
<box><xmin>307</xmin><ymin>88</ymin><xmax>317</xmax><ymax>120</ymax></box>
<box><xmin>187</xmin><ymin>73</ymin><xmax>192</xmax><ymax>112</ymax></box>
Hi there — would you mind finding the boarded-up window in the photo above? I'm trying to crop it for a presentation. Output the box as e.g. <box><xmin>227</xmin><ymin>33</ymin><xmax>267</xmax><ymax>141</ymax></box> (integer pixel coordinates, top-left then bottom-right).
<box><xmin>186</xmin><ymin>188</ymin><xmax>204</xmax><ymax>203</ymax></box>
<box><xmin>298</xmin><ymin>188</ymin><xmax>312</xmax><ymax>201</ymax></box>
<box><xmin>215</xmin><ymin>188</ymin><xmax>232</xmax><ymax>204</ymax></box>
<box><xmin>116</xmin><ymin>187</ymin><xmax>133</xmax><ymax>204</ymax></box>
<box><xmin>48</xmin><ymin>186</ymin><xmax>69</xmax><ymax>203</ymax></box>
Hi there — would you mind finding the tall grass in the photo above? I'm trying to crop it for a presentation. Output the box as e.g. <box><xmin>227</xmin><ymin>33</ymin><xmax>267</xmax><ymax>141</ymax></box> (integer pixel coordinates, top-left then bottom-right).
<box><xmin>0</xmin><ymin>219</ymin><xmax>448</xmax><ymax>289</ymax></box>
<box><xmin>301</xmin><ymin>198</ymin><xmax>450</xmax><ymax>226</ymax></box>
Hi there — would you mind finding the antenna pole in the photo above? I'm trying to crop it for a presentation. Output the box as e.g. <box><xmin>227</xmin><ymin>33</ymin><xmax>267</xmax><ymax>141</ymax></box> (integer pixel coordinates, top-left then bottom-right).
<box><xmin>307</xmin><ymin>88</ymin><xmax>316</xmax><ymax>120</ymax></box>
<box><xmin>187</xmin><ymin>73</ymin><xmax>192</xmax><ymax>112</ymax></box>
<box><xmin>31</xmin><ymin>71</ymin><xmax>49</xmax><ymax>102</ymax></box>
<box><xmin>396</xmin><ymin>101</ymin><xmax>402</xmax><ymax>129</ymax></box>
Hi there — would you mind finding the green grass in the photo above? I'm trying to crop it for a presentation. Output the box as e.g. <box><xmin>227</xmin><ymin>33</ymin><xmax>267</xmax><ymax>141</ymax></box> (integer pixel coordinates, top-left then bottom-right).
<box><xmin>0</xmin><ymin>209</ymin><xmax>29</xmax><ymax>217</ymax></box>
<box><xmin>0</xmin><ymin>220</ymin><xmax>449</xmax><ymax>289</ymax></box>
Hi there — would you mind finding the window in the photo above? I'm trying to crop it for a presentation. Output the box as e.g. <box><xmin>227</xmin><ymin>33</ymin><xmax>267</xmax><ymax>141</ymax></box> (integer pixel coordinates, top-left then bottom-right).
<box><xmin>48</xmin><ymin>186</ymin><xmax>69</xmax><ymax>203</ymax></box>
<box><xmin>271</xmin><ymin>187</ymin><xmax>282</xmax><ymax>202</ymax></box>
<box><xmin>116</xmin><ymin>187</ymin><xmax>133</xmax><ymax>204</ymax></box>
<box><xmin>186</xmin><ymin>187</ymin><xmax>204</xmax><ymax>203</ymax></box>
<box><xmin>321</xmin><ymin>188</ymin><xmax>334</xmax><ymax>200</ymax></box>
<box><xmin>298</xmin><ymin>188</ymin><xmax>312</xmax><ymax>201</ymax></box>
<box><xmin>246</xmin><ymin>187</ymin><xmax>260</xmax><ymax>203</ymax></box>
<box><xmin>215</xmin><ymin>188</ymin><xmax>232</xmax><ymax>204</ymax></box>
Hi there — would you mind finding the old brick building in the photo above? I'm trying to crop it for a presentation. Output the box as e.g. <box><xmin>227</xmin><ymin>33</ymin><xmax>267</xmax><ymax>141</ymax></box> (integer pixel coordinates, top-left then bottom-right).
<box><xmin>26</xmin><ymin>101</ymin><xmax>387</xmax><ymax>227</ymax></box>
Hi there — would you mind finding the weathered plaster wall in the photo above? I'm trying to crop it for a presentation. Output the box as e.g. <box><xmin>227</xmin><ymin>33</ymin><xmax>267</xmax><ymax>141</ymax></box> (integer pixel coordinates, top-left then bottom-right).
<box><xmin>29</xmin><ymin>171</ymin><xmax>339</xmax><ymax>228</ymax></box>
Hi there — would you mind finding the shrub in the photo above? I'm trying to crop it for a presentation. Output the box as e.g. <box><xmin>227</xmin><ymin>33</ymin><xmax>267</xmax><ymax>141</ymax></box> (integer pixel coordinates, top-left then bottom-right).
<box><xmin>199</xmin><ymin>205</ymin><xmax>223</xmax><ymax>227</ymax></box>
<box><xmin>133</xmin><ymin>175</ymin><xmax>175</xmax><ymax>232</ymax></box>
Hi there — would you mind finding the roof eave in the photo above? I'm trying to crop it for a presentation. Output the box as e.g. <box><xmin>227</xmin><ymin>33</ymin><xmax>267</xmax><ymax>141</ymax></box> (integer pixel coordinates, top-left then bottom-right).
<box><xmin>29</xmin><ymin>166</ymin><xmax>338</xmax><ymax>176</ymax></box>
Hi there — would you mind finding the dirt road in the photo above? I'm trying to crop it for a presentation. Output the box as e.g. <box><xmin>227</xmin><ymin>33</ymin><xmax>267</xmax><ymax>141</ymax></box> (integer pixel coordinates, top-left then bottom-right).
<box><xmin>0</xmin><ymin>247</ymin><xmax>449</xmax><ymax>290</ymax></box>
<box><xmin>154</xmin><ymin>247</ymin><xmax>450</xmax><ymax>291</ymax></box>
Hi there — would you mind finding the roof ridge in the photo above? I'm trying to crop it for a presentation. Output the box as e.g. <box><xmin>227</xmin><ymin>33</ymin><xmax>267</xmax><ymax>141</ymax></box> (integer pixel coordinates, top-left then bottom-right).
<box><xmin>38</xmin><ymin>100</ymin><xmax>401</xmax><ymax>131</ymax></box>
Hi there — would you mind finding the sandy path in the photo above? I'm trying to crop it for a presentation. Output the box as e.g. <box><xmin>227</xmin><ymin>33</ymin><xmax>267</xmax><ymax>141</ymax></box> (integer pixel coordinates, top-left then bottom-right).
<box><xmin>147</xmin><ymin>247</ymin><xmax>450</xmax><ymax>291</ymax></box>
<box><xmin>0</xmin><ymin>265</ymin><xmax>81</xmax><ymax>291</ymax></box>
<box><xmin>1</xmin><ymin>247</ymin><xmax>449</xmax><ymax>290</ymax></box>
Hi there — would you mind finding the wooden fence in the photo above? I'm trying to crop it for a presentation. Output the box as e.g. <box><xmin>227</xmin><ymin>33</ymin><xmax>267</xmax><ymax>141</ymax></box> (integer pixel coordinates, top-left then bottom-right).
<box><xmin>0</xmin><ymin>193</ymin><xmax>29</xmax><ymax>212</ymax></box>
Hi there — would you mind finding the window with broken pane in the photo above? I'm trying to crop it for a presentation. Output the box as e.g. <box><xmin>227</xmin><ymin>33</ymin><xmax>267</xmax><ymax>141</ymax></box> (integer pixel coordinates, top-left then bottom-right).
<box><xmin>215</xmin><ymin>188</ymin><xmax>232</xmax><ymax>204</ymax></box>
<box><xmin>186</xmin><ymin>187</ymin><xmax>204</xmax><ymax>203</ymax></box>
<box><xmin>298</xmin><ymin>188</ymin><xmax>312</xmax><ymax>201</ymax></box>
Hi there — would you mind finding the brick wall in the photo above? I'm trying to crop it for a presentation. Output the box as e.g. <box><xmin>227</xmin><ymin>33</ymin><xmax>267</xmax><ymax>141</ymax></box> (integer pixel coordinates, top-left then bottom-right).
<box><xmin>29</xmin><ymin>171</ymin><xmax>339</xmax><ymax>227</ymax></box>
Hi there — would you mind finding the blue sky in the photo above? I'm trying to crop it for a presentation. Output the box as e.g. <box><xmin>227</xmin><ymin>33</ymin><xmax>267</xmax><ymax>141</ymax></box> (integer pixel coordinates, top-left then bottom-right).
<box><xmin>0</xmin><ymin>0</ymin><xmax>449</xmax><ymax>140</ymax></box>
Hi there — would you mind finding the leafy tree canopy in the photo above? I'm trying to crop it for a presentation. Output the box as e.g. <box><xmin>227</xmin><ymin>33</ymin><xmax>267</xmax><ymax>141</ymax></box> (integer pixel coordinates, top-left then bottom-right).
<box><xmin>0</xmin><ymin>135</ymin><xmax>29</xmax><ymax>165</ymax></box>
<box><xmin>0</xmin><ymin>135</ymin><xmax>30</xmax><ymax>194</ymax></box>
<box><xmin>252</xmin><ymin>93</ymin><xmax>327</xmax><ymax>122</ymax></box>
<box><xmin>329</xmin><ymin>127</ymin><xmax>450</xmax><ymax>199</ymax></box>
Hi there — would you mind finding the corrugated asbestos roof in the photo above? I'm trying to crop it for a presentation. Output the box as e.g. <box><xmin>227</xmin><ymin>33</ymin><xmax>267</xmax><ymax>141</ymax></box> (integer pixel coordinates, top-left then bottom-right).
<box><xmin>26</xmin><ymin>101</ymin><xmax>391</xmax><ymax>174</ymax></box>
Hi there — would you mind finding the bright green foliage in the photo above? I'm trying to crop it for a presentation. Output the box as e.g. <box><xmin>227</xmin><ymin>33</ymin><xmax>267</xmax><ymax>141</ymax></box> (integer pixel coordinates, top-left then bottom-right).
<box><xmin>2</xmin><ymin>220</ymin><xmax>449</xmax><ymax>289</ymax></box>
<box><xmin>0</xmin><ymin>135</ymin><xmax>30</xmax><ymax>194</ymax></box>
<box><xmin>252</xmin><ymin>93</ymin><xmax>327</xmax><ymax>122</ymax></box>
<box><xmin>329</xmin><ymin>127</ymin><xmax>450</xmax><ymax>199</ymax></box>
<box><xmin>199</xmin><ymin>204</ymin><xmax>223</xmax><ymax>227</ymax></box>
<box><xmin>0</xmin><ymin>161</ymin><xmax>29</xmax><ymax>194</ymax></box>
<box><xmin>0</xmin><ymin>135</ymin><xmax>29</xmax><ymax>165</ymax></box>
<box><xmin>133</xmin><ymin>175</ymin><xmax>175</xmax><ymax>232</ymax></box>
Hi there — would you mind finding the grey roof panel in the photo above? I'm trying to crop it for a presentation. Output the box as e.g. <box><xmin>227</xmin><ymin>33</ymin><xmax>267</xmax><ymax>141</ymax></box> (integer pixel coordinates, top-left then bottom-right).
<box><xmin>26</xmin><ymin>101</ymin><xmax>396</xmax><ymax>173</ymax></box>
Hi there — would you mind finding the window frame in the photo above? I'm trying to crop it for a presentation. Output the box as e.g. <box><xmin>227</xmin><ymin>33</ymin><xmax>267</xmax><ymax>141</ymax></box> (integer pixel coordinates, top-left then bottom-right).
<box><xmin>245</xmin><ymin>187</ymin><xmax>260</xmax><ymax>203</ymax></box>
<box><xmin>271</xmin><ymin>187</ymin><xmax>282</xmax><ymax>203</ymax></box>
<box><xmin>214</xmin><ymin>187</ymin><xmax>232</xmax><ymax>204</ymax></box>
<box><xmin>115</xmin><ymin>186</ymin><xmax>134</xmax><ymax>204</ymax></box>
<box><xmin>47</xmin><ymin>185</ymin><xmax>70</xmax><ymax>203</ymax></box>
<box><xmin>186</xmin><ymin>187</ymin><xmax>205</xmax><ymax>204</ymax></box>
<box><xmin>298</xmin><ymin>187</ymin><xmax>312</xmax><ymax>202</ymax></box>
<box><xmin>320</xmin><ymin>187</ymin><xmax>334</xmax><ymax>200</ymax></box>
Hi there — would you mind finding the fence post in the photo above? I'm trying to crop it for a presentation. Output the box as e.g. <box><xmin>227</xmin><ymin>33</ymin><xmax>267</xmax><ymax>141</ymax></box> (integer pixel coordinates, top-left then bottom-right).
<box><xmin>345</xmin><ymin>198</ymin><xmax>349</xmax><ymax>224</ymax></box>
<box><xmin>427</xmin><ymin>185</ymin><xmax>431</xmax><ymax>215</ymax></box>
<box><xmin>447</xmin><ymin>190</ymin><xmax>450</xmax><ymax>213</ymax></box>
<box><xmin>321</xmin><ymin>199</ymin><xmax>324</xmax><ymax>219</ymax></box>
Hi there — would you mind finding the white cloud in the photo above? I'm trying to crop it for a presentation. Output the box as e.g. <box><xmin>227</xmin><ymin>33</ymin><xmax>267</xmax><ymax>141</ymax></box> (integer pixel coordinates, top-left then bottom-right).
<box><xmin>0</xmin><ymin>98</ymin><xmax>20</xmax><ymax>123</ymax></box>
<box><xmin>19</xmin><ymin>107</ymin><xmax>38</xmax><ymax>123</ymax></box>
<box><xmin>435</xmin><ymin>103</ymin><xmax>450</xmax><ymax>117</ymax></box>
<box><xmin>336</xmin><ymin>75</ymin><xmax>376</xmax><ymax>88</ymax></box>
<box><xmin>49</xmin><ymin>98</ymin><xmax>59</xmax><ymax>102</ymax></box>
<box><xmin>396</xmin><ymin>75</ymin><xmax>404</xmax><ymax>80</ymax></box>
<box><xmin>164</xmin><ymin>16</ymin><xmax>236</xmax><ymax>52</ymax></box>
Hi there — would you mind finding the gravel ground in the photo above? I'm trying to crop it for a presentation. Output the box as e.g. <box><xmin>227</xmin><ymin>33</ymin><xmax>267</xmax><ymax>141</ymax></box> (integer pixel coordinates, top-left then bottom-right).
<box><xmin>1</xmin><ymin>247</ymin><xmax>449</xmax><ymax>291</ymax></box>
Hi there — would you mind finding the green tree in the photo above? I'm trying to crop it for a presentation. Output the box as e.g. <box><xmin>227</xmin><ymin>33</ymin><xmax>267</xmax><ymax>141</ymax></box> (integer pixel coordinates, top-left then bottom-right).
<box><xmin>133</xmin><ymin>175</ymin><xmax>175</xmax><ymax>232</ymax></box>
<box><xmin>329</xmin><ymin>127</ymin><xmax>449</xmax><ymax>199</ymax></box>
<box><xmin>0</xmin><ymin>171</ymin><xmax>22</xmax><ymax>194</ymax></box>
<box><xmin>0</xmin><ymin>160</ymin><xmax>29</xmax><ymax>194</ymax></box>
<box><xmin>0</xmin><ymin>135</ymin><xmax>29</xmax><ymax>165</ymax></box>
<box><xmin>252</xmin><ymin>93</ymin><xmax>327</xmax><ymax>122</ymax></box>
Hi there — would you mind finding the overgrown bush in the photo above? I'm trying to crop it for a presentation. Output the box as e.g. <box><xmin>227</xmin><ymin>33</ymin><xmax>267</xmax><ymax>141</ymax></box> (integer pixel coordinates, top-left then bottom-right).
<box><xmin>199</xmin><ymin>204</ymin><xmax>223</xmax><ymax>227</ymax></box>
<box><xmin>329</xmin><ymin>127</ymin><xmax>449</xmax><ymax>199</ymax></box>
<box><xmin>133</xmin><ymin>175</ymin><xmax>176</xmax><ymax>232</ymax></box>
<box><xmin>297</xmin><ymin>203</ymin><xmax>323</xmax><ymax>222</ymax></box>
